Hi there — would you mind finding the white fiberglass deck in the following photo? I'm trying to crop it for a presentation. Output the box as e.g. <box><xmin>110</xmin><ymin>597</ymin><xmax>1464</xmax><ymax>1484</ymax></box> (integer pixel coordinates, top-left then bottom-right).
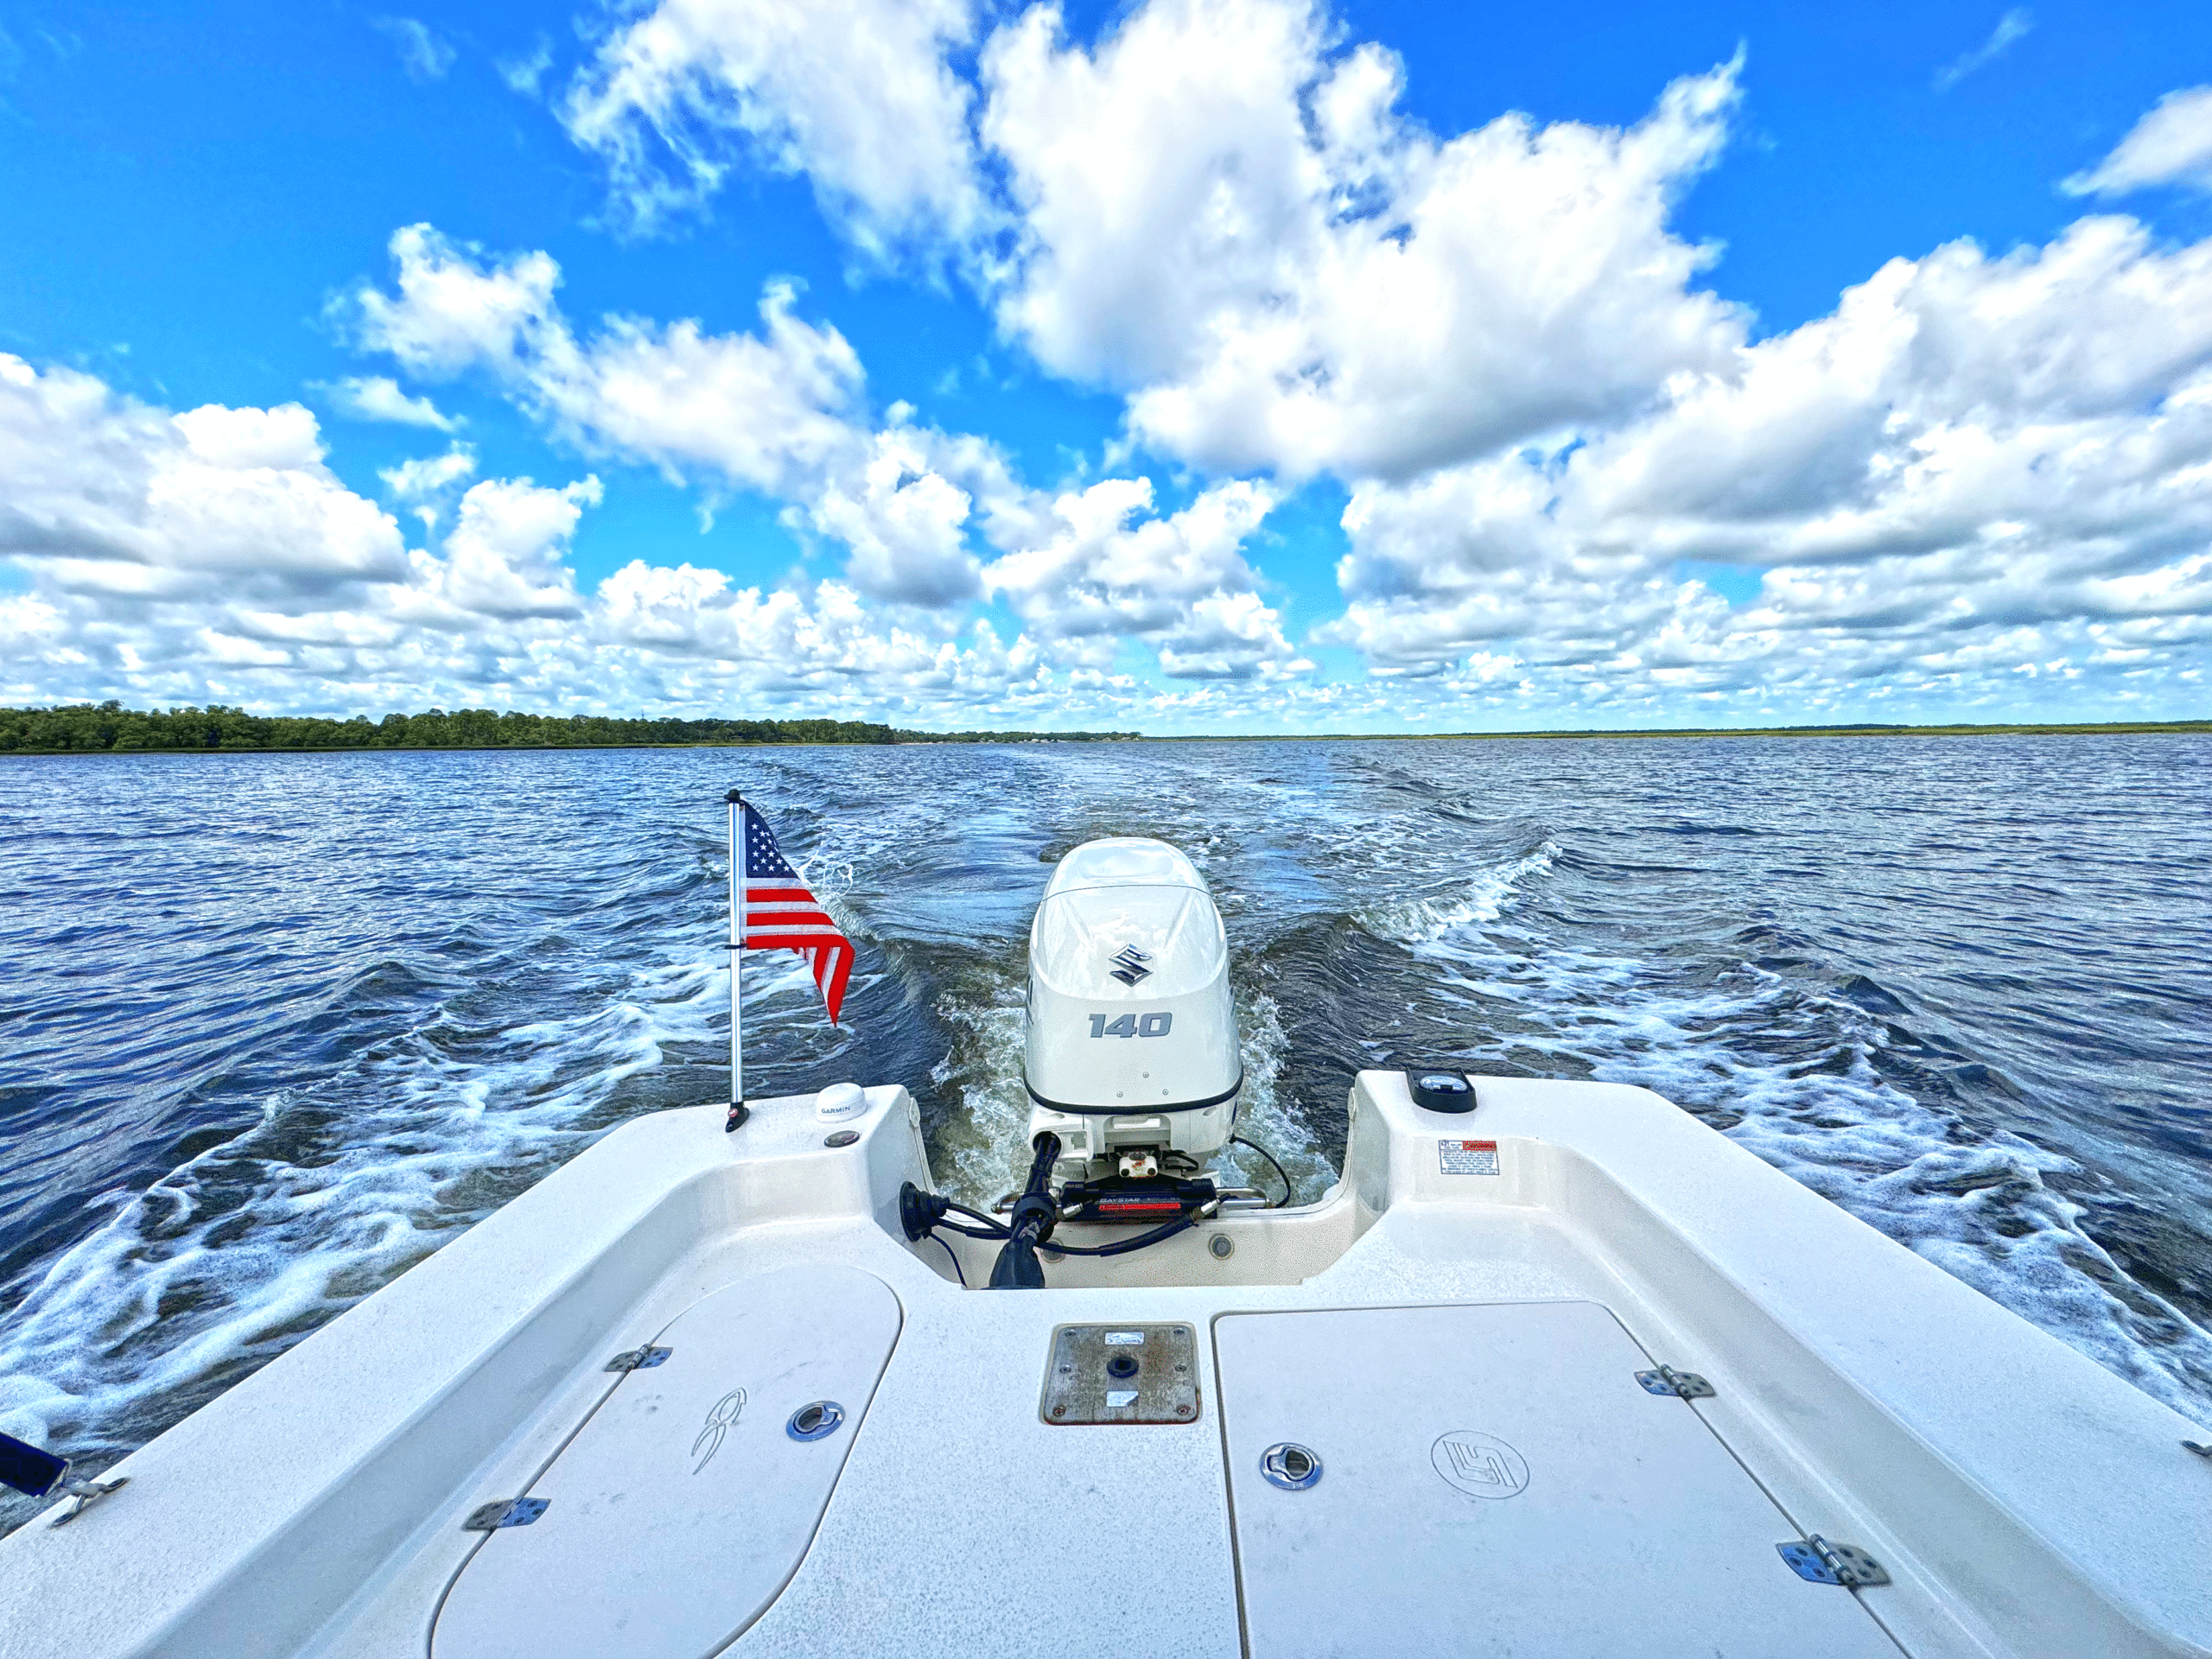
<box><xmin>1</xmin><ymin>1073</ymin><xmax>2206</xmax><ymax>1659</ymax></box>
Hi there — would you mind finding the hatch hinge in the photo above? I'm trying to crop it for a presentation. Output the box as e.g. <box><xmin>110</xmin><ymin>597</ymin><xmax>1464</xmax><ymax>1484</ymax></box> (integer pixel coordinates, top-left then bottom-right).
<box><xmin>1635</xmin><ymin>1364</ymin><xmax>1713</xmax><ymax>1400</ymax></box>
<box><xmin>604</xmin><ymin>1345</ymin><xmax>671</xmax><ymax>1373</ymax></box>
<box><xmin>464</xmin><ymin>1497</ymin><xmax>549</xmax><ymax>1531</ymax></box>
<box><xmin>1779</xmin><ymin>1535</ymin><xmax>1890</xmax><ymax>1587</ymax></box>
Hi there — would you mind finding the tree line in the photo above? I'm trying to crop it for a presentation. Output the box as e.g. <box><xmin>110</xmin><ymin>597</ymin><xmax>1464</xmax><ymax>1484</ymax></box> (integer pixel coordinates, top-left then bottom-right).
<box><xmin>0</xmin><ymin>702</ymin><xmax>1140</xmax><ymax>753</ymax></box>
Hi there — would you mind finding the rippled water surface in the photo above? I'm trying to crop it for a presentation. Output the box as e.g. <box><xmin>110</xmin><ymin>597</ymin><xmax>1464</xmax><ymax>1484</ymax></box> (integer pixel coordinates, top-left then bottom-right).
<box><xmin>3</xmin><ymin>735</ymin><xmax>2209</xmax><ymax>1530</ymax></box>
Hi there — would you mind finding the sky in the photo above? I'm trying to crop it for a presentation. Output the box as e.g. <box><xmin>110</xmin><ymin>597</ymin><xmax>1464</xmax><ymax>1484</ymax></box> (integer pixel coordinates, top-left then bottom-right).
<box><xmin>3</xmin><ymin>2</ymin><xmax>2212</xmax><ymax>734</ymax></box>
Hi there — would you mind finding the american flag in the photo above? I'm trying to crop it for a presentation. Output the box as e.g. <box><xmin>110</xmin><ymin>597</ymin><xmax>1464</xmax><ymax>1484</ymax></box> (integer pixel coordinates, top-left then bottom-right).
<box><xmin>738</xmin><ymin>801</ymin><xmax>855</xmax><ymax>1025</ymax></box>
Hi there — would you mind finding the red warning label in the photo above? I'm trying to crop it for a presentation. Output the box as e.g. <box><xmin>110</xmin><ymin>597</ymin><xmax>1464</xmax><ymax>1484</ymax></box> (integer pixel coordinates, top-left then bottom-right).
<box><xmin>1438</xmin><ymin>1139</ymin><xmax>1500</xmax><ymax>1176</ymax></box>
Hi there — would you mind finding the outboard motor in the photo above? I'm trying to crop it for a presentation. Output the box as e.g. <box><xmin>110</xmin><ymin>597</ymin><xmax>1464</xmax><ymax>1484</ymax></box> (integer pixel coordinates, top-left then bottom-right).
<box><xmin>899</xmin><ymin>836</ymin><xmax>1262</xmax><ymax>1286</ymax></box>
<box><xmin>1023</xmin><ymin>838</ymin><xmax>1242</xmax><ymax>1191</ymax></box>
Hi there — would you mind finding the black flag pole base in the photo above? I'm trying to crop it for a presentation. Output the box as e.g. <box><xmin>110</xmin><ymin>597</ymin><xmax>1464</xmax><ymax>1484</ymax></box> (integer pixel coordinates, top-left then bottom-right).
<box><xmin>725</xmin><ymin>1102</ymin><xmax>749</xmax><ymax>1132</ymax></box>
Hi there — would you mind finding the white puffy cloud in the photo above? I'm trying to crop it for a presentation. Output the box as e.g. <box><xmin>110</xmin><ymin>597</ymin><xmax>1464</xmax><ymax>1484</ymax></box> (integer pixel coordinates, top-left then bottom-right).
<box><xmin>982</xmin><ymin>476</ymin><xmax>1304</xmax><ymax>677</ymax></box>
<box><xmin>1318</xmin><ymin>215</ymin><xmax>2212</xmax><ymax>717</ymax></box>
<box><xmin>348</xmin><ymin>226</ymin><xmax>865</xmax><ymax>499</ymax></box>
<box><xmin>982</xmin><ymin>1</ymin><xmax>1745</xmax><ymax>480</ymax></box>
<box><xmin>560</xmin><ymin>0</ymin><xmax>988</xmax><ymax>255</ymax></box>
<box><xmin>324</xmin><ymin>374</ymin><xmax>458</xmax><ymax>430</ymax></box>
<box><xmin>416</xmin><ymin>477</ymin><xmax>599</xmax><ymax>620</ymax></box>
<box><xmin>341</xmin><ymin>224</ymin><xmax>1298</xmax><ymax>623</ymax></box>
<box><xmin>0</xmin><ymin>353</ymin><xmax>1059</xmax><ymax>719</ymax></box>
<box><xmin>2064</xmin><ymin>86</ymin><xmax>2212</xmax><ymax>198</ymax></box>
<box><xmin>380</xmin><ymin>445</ymin><xmax>477</xmax><ymax>502</ymax></box>
<box><xmin>0</xmin><ymin>355</ymin><xmax>410</xmax><ymax>602</ymax></box>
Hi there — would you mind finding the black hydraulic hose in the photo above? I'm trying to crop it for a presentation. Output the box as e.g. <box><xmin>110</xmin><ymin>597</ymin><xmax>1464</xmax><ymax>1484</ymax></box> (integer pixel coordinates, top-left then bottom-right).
<box><xmin>1231</xmin><ymin>1134</ymin><xmax>1294</xmax><ymax>1208</ymax></box>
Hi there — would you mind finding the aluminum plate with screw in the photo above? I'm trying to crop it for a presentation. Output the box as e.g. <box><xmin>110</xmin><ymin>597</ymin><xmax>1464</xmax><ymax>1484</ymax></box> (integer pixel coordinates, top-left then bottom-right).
<box><xmin>1040</xmin><ymin>1323</ymin><xmax>1199</xmax><ymax>1425</ymax></box>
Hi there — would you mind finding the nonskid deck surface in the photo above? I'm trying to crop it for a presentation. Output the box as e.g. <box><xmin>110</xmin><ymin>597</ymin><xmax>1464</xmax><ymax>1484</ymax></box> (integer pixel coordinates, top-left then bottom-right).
<box><xmin>430</xmin><ymin>1275</ymin><xmax>1898</xmax><ymax>1659</ymax></box>
<box><xmin>2</xmin><ymin>1074</ymin><xmax>2206</xmax><ymax>1659</ymax></box>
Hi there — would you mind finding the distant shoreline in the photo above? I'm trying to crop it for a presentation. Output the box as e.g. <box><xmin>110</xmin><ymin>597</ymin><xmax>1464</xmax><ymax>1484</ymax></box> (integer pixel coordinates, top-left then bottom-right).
<box><xmin>1</xmin><ymin>711</ymin><xmax>2204</xmax><ymax>755</ymax></box>
<box><xmin>1158</xmin><ymin>718</ymin><xmax>2212</xmax><ymax>741</ymax></box>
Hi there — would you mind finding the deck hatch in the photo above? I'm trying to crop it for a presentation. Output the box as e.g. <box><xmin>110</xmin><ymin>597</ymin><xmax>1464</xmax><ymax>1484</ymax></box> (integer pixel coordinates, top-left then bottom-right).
<box><xmin>433</xmin><ymin>1265</ymin><xmax>900</xmax><ymax>1659</ymax></box>
<box><xmin>1213</xmin><ymin>1300</ymin><xmax>1896</xmax><ymax>1656</ymax></box>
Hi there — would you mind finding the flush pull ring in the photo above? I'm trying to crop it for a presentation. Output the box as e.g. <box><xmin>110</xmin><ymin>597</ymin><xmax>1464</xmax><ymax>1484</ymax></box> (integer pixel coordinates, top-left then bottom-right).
<box><xmin>786</xmin><ymin>1401</ymin><xmax>845</xmax><ymax>1442</ymax></box>
<box><xmin>1260</xmin><ymin>1442</ymin><xmax>1322</xmax><ymax>1491</ymax></box>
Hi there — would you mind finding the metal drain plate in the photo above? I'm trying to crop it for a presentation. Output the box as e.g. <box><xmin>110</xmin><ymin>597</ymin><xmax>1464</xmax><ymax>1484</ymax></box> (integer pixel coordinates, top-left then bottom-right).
<box><xmin>1040</xmin><ymin>1324</ymin><xmax>1199</xmax><ymax>1425</ymax></box>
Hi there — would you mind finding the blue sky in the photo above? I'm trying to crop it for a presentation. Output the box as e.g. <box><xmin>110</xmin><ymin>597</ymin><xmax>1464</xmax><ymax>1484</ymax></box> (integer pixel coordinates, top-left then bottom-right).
<box><xmin>3</xmin><ymin>1</ymin><xmax>2211</xmax><ymax>732</ymax></box>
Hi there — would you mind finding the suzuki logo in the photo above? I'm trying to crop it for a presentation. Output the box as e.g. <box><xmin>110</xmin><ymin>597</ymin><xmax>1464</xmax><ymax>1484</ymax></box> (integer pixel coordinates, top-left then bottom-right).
<box><xmin>1109</xmin><ymin>945</ymin><xmax>1152</xmax><ymax>986</ymax></box>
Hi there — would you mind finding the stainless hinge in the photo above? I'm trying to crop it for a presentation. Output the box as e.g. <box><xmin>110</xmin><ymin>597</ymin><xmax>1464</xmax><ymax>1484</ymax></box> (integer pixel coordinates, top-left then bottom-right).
<box><xmin>605</xmin><ymin>1345</ymin><xmax>671</xmax><ymax>1373</ymax></box>
<box><xmin>1779</xmin><ymin>1535</ymin><xmax>1889</xmax><ymax>1586</ymax></box>
<box><xmin>464</xmin><ymin>1497</ymin><xmax>549</xmax><ymax>1531</ymax></box>
<box><xmin>1636</xmin><ymin>1364</ymin><xmax>1713</xmax><ymax>1400</ymax></box>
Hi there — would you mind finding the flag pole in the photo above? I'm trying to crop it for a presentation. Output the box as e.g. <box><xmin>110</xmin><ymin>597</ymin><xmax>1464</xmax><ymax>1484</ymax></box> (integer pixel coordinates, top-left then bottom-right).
<box><xmin>725</xmin><ymin>788</ymin><xmax>748</xmax><ymax>1131</ymax></box>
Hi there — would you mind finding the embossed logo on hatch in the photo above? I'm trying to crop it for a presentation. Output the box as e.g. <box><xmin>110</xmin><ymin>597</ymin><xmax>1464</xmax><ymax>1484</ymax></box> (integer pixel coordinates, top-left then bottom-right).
<box><xmin>691</xmin><ymin>1388</ymin><xmax>747</xmax><ymax>1474</ymax></box>
<box><xmin>1431</xmin><ymin>1430</ymin><xmax>1529</xmax><ymax>1499</ymax></box>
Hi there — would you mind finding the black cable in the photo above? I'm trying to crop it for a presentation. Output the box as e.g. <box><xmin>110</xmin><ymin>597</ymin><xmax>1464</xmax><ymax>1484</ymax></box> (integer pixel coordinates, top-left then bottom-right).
<box><xmin>941</xmin><ymin>1199</ymin><xmax>1010</xmax><ymax>1232</ymax></box>
<box><xmin>1034</xmin><ymin>1214</ymin><xmax>1198</xmax><ymax>1257</ymax></box>
<box><xmin>1231</xmin><ymin>1135</ymin><xmax>1294</xmax><ymax>1208</ymax></box>
<box><xmin>933</xmin><ymin>1234</ymin><xmax>967</xmax><ymax>1287</ymax></box>
<box><xmin>935</xmin><ymin>1217</ymin><xmax>1009</xmax><ymax>1241</ymax></box>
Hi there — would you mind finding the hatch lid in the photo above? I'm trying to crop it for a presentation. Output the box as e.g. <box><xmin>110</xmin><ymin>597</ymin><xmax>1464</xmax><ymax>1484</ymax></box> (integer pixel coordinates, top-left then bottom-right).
<box><xmin>433</xmin><ymin>1265</ymin><xmax>900</xmax><ymax>1659</ymax></box>
<box><xmin>1214</xmin><ymin>1300</ymin><xmax>1896</xmax><ymax>1657</ymax></box>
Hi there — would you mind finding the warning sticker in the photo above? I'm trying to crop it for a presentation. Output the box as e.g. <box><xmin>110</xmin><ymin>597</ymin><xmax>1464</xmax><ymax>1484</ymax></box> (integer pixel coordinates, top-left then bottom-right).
<box><xmin>1439</xmin><ymin>1139</ymin><xmax>1500</xmax><ymax>1176</ymax></box>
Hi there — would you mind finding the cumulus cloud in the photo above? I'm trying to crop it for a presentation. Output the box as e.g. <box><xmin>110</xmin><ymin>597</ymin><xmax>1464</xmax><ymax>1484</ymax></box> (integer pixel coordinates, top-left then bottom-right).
<box><xmin>560</xmin><ymin>0</ymin><xmax>988</xmax><ymax>254</ymax></box>
<box><xmin>378</xmin><ymin>444</ymin><xmax>478</xmax><ymax>531</ymax></box>
<box><xmin>2063</xmin><ymin>86</ymin><xmax>2212</xmax><ymax>198</ymax></box>
<box><xmin>980</xmin><ymin>2</ymin><xmax>1745</xmax><ymax>481</ymax></box>
<box><xmin>379</xmin><ymin>445</ymin><xmax>477</xmax><ymax>502</ymax></box>
<box><xmin>340</xmin><ymin>223</ymin><xmax>1295</xmax><ymax>623</ymax></box>
<box><xmin>325</xmin><ymin>374</ymin><xmax>458</xmax><ymax>430</ymax></box>
<box><xmin>1318</xmin><ymin>215</ymin><xmax>2212</xmax><ymax>715</ymax></box>
<box><xmin>0</xmin><ymin>355</ymin><xmax>410</xmax><ymax>603</ymax></box>
<box><xmin>346</xmin><ymin>225</ymin><xmax>865</xmax><ymax>499</ymax></box>
<box><xmin>420</xmin><ymin>476</ymin><xmax>598</xmax><ymax>620</ymax></box>
<box><xmin>982</xmin><ymin>477</ymin><xmax>1303</xmax><ymax>677</ymax></box>
<box><xmin>0</xmin><ymin>353</ymin><xmax>1096</xmax><ymax>722</ymax></box>
<box><xmin>373</xmin><ymin>16</ymin><xmax>455</xmax><ymax>84</ymax></box>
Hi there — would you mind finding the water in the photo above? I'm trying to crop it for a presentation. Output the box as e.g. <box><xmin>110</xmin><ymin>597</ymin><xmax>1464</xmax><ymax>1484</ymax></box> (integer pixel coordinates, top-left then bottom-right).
<box><xmin>3</xmin><ymin>736</ymin><xmax>2209</xmax><ymax>1532</ymax></box>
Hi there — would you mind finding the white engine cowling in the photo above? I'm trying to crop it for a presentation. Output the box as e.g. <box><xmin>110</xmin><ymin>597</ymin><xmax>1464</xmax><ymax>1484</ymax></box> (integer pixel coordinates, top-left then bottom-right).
<box><xmin>1022</xmin><ymin>838</ymin><xmax>1242</xmax><ymax>1179</ymax></box>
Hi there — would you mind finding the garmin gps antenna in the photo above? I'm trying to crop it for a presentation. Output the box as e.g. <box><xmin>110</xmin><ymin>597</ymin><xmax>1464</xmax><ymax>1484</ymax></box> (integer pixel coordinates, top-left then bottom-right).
<box><xmin>0</xmin><ymin>1428</ymin><xmax>127</xmax><ymax>1526</ymax></box>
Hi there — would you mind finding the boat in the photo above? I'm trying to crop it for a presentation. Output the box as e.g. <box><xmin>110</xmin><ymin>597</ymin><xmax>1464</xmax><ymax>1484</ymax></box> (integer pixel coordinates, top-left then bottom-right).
<box><xmin>1</xmin><ymin>834</ymin><xmax>2206</xmax><ymax>1657</ymax></box>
